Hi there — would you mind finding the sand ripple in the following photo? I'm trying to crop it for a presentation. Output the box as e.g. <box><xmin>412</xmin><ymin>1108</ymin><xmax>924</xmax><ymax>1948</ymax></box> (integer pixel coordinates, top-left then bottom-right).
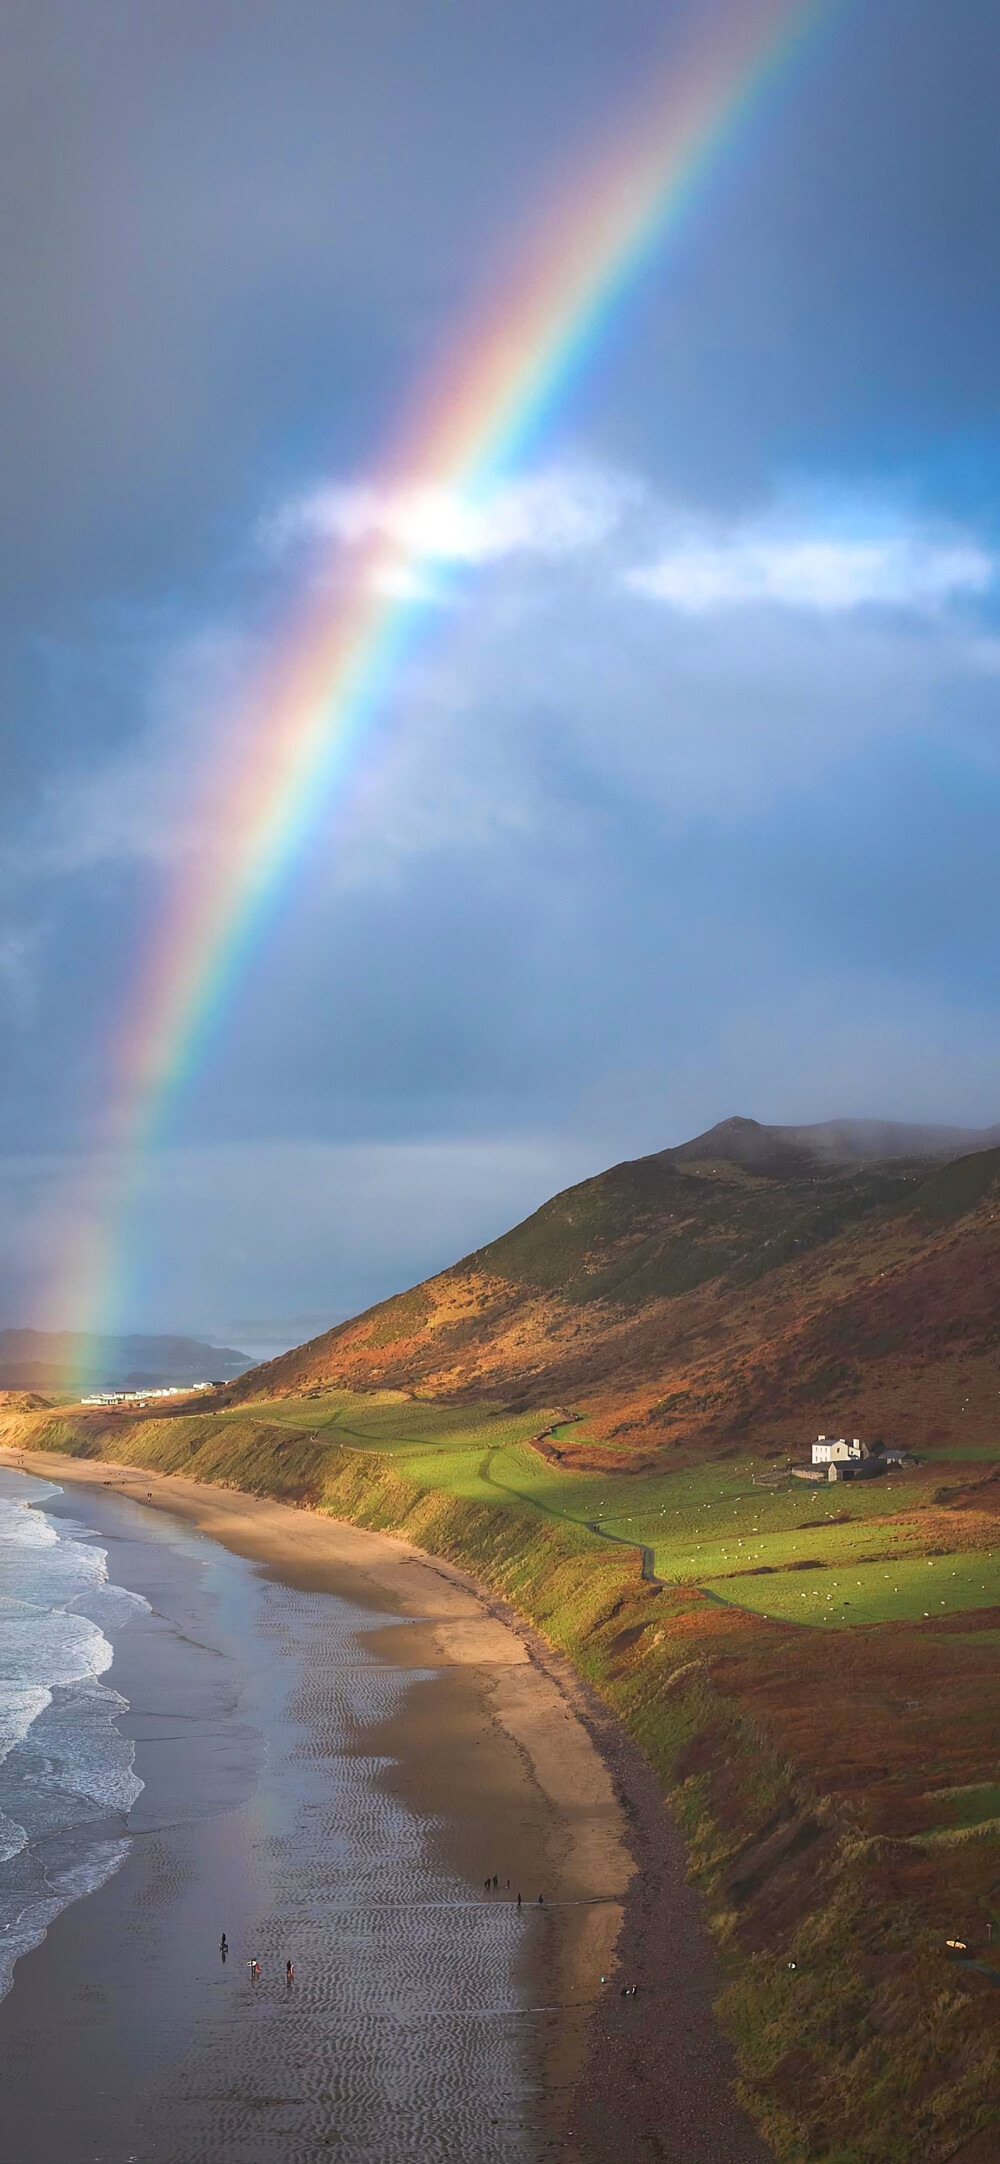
<box><xmin>142</xmin><ymin>1578</ymin><xmax>542</xmax><ymax>2161</ymax></box>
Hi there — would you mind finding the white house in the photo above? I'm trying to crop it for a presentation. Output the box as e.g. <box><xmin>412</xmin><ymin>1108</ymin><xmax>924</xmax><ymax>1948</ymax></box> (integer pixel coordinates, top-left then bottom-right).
<box><xmin>812</xmin><ymin>1434</ymin><xmax>867</xmax><ymax>1466</ymax></box>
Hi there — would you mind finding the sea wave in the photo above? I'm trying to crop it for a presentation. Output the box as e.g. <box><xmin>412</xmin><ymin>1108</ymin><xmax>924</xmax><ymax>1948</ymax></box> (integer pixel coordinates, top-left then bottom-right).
<box><xmin>0</xmin><ymin>1836</ymin><xmax>132</xmax><ymax>2002</ymax></box>
<box><xmin>16</xmin><ymin>1678</ymin><xmax>145</xmax><ymax>1820</ymax></box>
<box><xmin>0</xmin><ymin>1488</ymin><xmax>124</xmax><ymax>1612</ymax></box>
<box><xmin>0</xmin><ymin>1683</ymin><xmax>52</xmax><ymax>1767</ymax></box>
<box><xmin>0</xmin><ymin>1607</ymin><xmax>114</xmax><ymax>1689</ymax></box>
<box><xmin>0</xmin><ymin>1474</ymin><xmax>149</xmax><ymax>1999</ymax></box>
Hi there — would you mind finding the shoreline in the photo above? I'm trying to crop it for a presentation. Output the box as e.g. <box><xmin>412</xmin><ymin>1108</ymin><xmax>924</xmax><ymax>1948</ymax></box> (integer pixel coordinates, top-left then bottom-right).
<box><xmin>1</xmin><ymin>1445</ymin><xmax>771</xmax><ymax>2162</ymax></box>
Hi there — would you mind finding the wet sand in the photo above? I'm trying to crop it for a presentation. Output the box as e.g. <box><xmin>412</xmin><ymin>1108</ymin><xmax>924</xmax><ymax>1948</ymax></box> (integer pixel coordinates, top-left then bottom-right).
<box><xmin>0</xmin><ymin>1449</ymin><xmax>771</xmax><ymax>2161</ymax></box>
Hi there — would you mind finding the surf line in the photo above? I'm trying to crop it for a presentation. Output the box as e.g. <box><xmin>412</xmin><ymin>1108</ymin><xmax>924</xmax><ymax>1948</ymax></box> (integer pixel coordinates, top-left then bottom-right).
<box><xmin>59</xmin><ymin>0</ymin><xmax>834</xmax><ymax>1382</ymax></box>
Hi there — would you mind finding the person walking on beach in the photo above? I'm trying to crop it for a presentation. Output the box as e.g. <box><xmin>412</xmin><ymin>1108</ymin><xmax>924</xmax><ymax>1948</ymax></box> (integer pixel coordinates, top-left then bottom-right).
<box><xmin>516</xmin><ymin>1892</ymin><xmax>522</xmax><ymax>1910</ymax></box>
<box><xmin>220</xmin><ymin>1933</ymin><xmax>228</xmax><ymax>1961</ymax></box>
<box><xmin>286</xmin><ymin>1959</ymin><xmax>294</xmax><ymax>1985</ymax></box>
<box><xmin>249</xmin><ymin>1958</ymin><xmax>260</xmax><ymax>1982</ymax></box>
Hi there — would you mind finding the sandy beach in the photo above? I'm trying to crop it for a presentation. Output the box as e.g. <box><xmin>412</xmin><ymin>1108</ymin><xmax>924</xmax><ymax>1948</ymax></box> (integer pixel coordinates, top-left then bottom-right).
<box><xmin>0</xmin><ymin>1448</ymin><xmax>770</xmax><ymax>2161</ymax></box>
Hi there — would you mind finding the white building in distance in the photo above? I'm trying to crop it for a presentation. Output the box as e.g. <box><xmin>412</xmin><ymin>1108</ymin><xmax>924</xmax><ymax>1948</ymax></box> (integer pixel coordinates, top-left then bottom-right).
<box><xmin>812</xmin><ymin>1435</ymin><xmax>868</xmax><ymax>1466</ymax></box>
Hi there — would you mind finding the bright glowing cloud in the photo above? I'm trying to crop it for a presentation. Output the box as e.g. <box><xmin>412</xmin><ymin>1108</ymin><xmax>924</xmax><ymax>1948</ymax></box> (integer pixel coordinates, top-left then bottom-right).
<box><xmin>20</xmin><ymin>468</ymin><xmax>1000</xmax><ymax>891</ymax></box>
<box><xmin>264</xmin><ymin>465</ymin><xmax>633</xmax><ymax>570</ymax></box>
<box><xmin>627</xmin><ymin>513</ymin><xmax>995</xmax><ymax>614</ymax></box>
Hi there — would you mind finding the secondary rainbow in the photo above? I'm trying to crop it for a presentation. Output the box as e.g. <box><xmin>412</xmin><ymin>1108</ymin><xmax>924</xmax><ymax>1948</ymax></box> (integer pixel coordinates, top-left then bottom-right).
<box><xmin>63</xmin><ymin>0</ymin><xmax>829</xmax><ymax>1373</ymax></box>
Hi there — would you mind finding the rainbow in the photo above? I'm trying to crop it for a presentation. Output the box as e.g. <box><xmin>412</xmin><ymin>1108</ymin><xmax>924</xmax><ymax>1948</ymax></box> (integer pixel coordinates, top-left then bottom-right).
<box><xmin>63</xmin><ymin>0</ymin><xmax>829</xmax><ymax>1379</ymax></box>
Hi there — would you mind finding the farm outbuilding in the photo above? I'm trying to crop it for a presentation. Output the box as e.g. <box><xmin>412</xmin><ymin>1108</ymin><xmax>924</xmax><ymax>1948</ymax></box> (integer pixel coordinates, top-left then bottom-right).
<box><xmin>828</xmin><ymin>1455</ymin><xmax>887</xmax><ymax>1483</ymax></box>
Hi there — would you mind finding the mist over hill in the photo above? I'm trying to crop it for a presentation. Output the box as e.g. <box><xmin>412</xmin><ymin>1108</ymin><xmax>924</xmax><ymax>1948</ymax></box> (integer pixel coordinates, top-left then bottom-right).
<box><xmin>0</xmin><ymin>1330</ymin><xmax>253</xmax><ymax>1396</ymax></box>
<box><xmin>231</xmin><ymin>1116</ymin><xmax>1000</xmax><ymax>1456</ymax></box>
<box><xmin>667</xmin><ymin>1113</ymin><xmax>1000</xmax><ymax>1171</ymax></box>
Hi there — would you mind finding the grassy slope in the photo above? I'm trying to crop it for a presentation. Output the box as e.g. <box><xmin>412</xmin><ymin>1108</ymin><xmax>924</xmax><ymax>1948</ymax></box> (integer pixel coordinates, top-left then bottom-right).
<box><xmin>5</xmin><ymin>1387</ymin><xmax>1000</xmax><ymax>2163</ymax></box>
<box><xmin>230</xmin><ymin>1131</ymin><xmax>1000</xmax><ymax>1469</ymax></box>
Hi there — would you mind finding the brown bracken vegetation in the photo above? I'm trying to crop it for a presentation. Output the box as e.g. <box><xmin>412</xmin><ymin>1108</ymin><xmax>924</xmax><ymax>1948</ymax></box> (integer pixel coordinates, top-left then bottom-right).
<box><xmin>231</xmin><ymin>1117</ymin><xmax>1000</xmax><ymax>1462</ymax></box>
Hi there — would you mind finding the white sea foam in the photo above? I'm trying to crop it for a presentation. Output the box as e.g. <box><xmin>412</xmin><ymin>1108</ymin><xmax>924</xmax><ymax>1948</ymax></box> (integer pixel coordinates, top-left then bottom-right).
<box><xmin>0</xmin><ymin>1501</ymin><xmax>56</xmax><ymax>1548</ymax></box>
<box><xmin>77</xmin><ymin>1580</ymin><xmax>152</xmax><ymax>1633</ymax></box>
<box><xmin>0</xmin><ymin>1474</ymin><xmax>150</xmax><ymax>1998</ymax></box>
<box><xmin>0</xmin><ymin>1488</ymin><xmax>117</xmax><ymax>1610</ymax></box>
<box><xmin>0</xmin><ymin>1607</ymin><xmax>114</xmax><ymax>1689</ymax></box>
<box><xmin>19</xmin><ymin>1678</ymin><xmax>145</xmax><ymax>1818</ymax></box>
<box><xmin>0</xmin><ymin>1683</ymin><xmax>52</xmax><ymax>1766</ymax></box>
<box><xmin>0</xmin><ymin>1836</ymin><xmax>131</xmax><ymax>2002</ymax></box>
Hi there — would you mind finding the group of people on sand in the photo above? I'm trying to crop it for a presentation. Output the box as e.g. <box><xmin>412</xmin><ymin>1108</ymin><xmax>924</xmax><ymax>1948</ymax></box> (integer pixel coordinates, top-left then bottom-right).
<box><xmin>218</xmin><ymin>1872</ymin><xmax>546</xmax><ymax>1995</ymax></box>
<box><xmin>482</xmin><ymin>1877</ymin><xmax>544</xmax><ymax>1909</ymax></box>
<box><xmin>218</xmin><ymin>1934</ymin><xmax>293</xmax><ymax>1986</ymax></box>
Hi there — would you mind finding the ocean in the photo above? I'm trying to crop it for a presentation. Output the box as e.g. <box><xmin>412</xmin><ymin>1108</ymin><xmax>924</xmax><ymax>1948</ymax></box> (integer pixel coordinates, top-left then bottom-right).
<box><xmin>0</xmin><ymin>1467</ymin><xmax>147</xmax><ymax>2002</ymax></box>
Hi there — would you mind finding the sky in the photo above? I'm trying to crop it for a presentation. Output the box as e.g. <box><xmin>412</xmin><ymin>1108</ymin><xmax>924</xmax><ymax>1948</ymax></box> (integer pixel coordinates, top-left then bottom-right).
<box><xmin>2</xmin><ymin>0</ymin><xmax>1000</xmax><ymax>1356</ymax></box>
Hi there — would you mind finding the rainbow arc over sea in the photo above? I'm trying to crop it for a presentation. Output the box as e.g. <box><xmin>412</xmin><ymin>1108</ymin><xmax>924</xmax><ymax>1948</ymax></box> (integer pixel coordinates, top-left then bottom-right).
<box><xmin>62</xmin><ymin>0</ymin><xmax>827</xmax><ymax>1383</ymax></box>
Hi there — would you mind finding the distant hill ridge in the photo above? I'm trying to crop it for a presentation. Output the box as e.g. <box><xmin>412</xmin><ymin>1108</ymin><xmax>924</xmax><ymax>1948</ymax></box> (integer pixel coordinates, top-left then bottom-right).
<box><xmin>0</xmin><ymin>1330</ymin><xmax>253</xmax><ymax>1395</ymax></box>
<box><xmin>666</xmin><ymin>1112</ymin><xmax>1000</xmax><ymax>1171</ymax></box>
<box><xmin>231</xmin><ymin>1115</ymin><xmax>1000</xmax><ymax>1456</ymax></box>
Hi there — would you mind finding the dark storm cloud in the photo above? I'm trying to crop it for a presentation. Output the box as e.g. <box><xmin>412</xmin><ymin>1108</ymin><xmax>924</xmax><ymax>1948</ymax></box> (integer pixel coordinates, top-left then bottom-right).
<box><xmin>0</xmin><ymin>0</ymin><xmax>678</xmax><ymax>595</ymax></box>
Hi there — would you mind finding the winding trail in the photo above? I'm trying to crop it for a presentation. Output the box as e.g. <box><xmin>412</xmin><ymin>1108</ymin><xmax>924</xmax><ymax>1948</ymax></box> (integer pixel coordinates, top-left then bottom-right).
<box><xmin>583</xmin><ymin>1517</ymin><xmax>663</xmax><ymax>1587</ymax></box>
<box><xmin>477</xmin><ymin>1439</ymin><xmax>664</xmax><ymax>1588</ymax></box>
